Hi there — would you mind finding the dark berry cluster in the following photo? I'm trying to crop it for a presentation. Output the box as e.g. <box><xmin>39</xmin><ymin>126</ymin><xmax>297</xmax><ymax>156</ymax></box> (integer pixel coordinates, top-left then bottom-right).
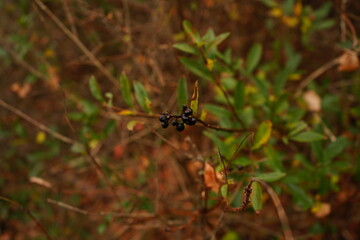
<box><xmin>159</xmin><ymin>105</ymin><xmax>197</xmax><ymax>132</ymax></box>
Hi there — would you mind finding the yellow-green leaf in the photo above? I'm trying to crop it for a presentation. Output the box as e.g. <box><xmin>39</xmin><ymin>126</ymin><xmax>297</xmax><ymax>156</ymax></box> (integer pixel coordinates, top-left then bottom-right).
<box><xmin>134</xmin><ymin>81</ymin><xmax>151</xmax><ymax>113</ymax></box>
<box><xmin>182</xmin><ymin>20</ymin><xmax>201</xmax><ymax>44</ymax></box>
<box><xmin>173</xmin><ymin>43</ymin><xmax>198</xmax><ymax>55</ymax></box>
<box><xmin>89</xmin><ymin>75</ymin><xmax>103</xmax><ymax>101</ymax></box>
<box><xmin>190</xmin><ymin>80</ymin><xmax>199</xmax><ymax>116</ymax></box>
<box><xmin>119</xmin><ymin>73</ymin><xmax>133</xmax><ymax>107</ymax></box>
<box><xmin>251</xmin><ymin>181</ymin><xmax>263</xmax><ymax>212</ymax></box>
<box><xmin>252</xmin><ymin>120</ymin><xmax>272</xmax><ymax>150</ymax></box>
<box><xmin>254</xmin><ymin>172</ymin><xmax>286</xmax><ymax>182</ymax></box>
<box><xmin>220</xmin><ymin>184</ymin><xmax>228</xmax><ymax>199</ymax></box>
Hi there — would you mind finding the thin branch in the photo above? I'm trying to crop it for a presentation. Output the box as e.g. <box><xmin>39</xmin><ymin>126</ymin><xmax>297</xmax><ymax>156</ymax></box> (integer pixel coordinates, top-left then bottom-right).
<box><xmin>0</xmin><ymin>98</ymin><xmax>122</xmax><ymax>203</ymax></box>
<box><xmin>105</xmin><ymin>105</ymin><xmax>252</xmax><ymax>133</ymax></box>
<box><xmin>85</xmin><ymin>147</ymin><xmax>122</xmax><ymax>203</ymax></box>
<box><xmin>340</xmin><ymin>0</ymin><xmax>348</xmax><ymax>42</ymax></box>
<box><xmin>224</xmin><ymin>180</ymin><xmax>253</xmax><ymax>213</ymax></box>
<box><xmin>229</xmin><ymin>131</ymin><xmax>254</xmax><ymax>163</ymax></box>
<box><xmin>0</xmin><ymin>37</ymin><xmax>47</xmax><ymax>81</ymax></box>
<box><xmin>46</xmin><ymin>198</ymin><xmax>156</xmax><ymax>219</ymax></box>
<box><xmin>0</xmin><ymin>196</ymin><xmax>53</xmax><ymax>240</ymax></box>
<box><xmin>196</xmin><ymin>118</ymin><xmax>252</xmax><ymax>133</ymax></box>
<box><xmin>214</xmin><ymin>79</ymin><xmax>245</xmax><ymax>127</ymax></box>
<box><xmin>0</xmin><ymin>98</ymin><xmax>77</xmax><ymax>145</ymax></box>
<box><xmin>33</xmin><ymin>0</ymin><xmax>117</xmax><ymax>85</ymax></box>
<box><xmin>60</xmin><ymin>0</ymin><xmax>78</xmax><ymax>36</ymax></box>
<box><xmin>254</xmin><ymin>179</ymin><xmax>294</xmax><ymax>240</ymax></box>
<box><xmin>295</xmin><ymin>57</ymin><xmax>339</xmax><ymax>97</ymax></box>
<box><xmin>342</xmin><ymin>13</ymin><xmax>359</xmax><ymax>48</ymax></box>
<box><xmin>165</xmin><ymin>216</ymin><xmax>198</xmax><ymax>232</ymax></box>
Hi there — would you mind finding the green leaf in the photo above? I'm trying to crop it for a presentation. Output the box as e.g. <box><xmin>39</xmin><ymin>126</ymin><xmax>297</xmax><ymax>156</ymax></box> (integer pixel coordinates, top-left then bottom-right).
<box><xmin>313</xmin><ymin>2</ymin><xmax>332</xmax><ymax>20</ymax></box>
<box><xmin>207</xmin><ymin>32</ymin><xmax>230</xmax><ymax>50</ymax></box>
<box><xmin>289</xmin><ymin>121</ymin><xmax>308</xmax><ymax>136</ymax></box>
<box><xmin>119</xmin><ymin>73</ymin><xmax>133</xmax><ymax>107</ymax></box>
<box><xmin>202</xmin><ymin>29</ymin><xmax>216</xmax><ymax>43</ymax></box>
<box><xmin>287</xmin><ymin>183</ymin><xmax>314</xmax><ymax>210</ymax></box>
<box><xmin>203</xmin><ymin>131</ymin><xmax>228</xmax><ymax>157</ymax></box>
<box><xmin>222</xmin><ymin>231</ymin><xmax>239</xmax><ymax>240</ymax></box>
<box><xmin>173</xmin><ymin>43</ymin><xmax>198</xmax><ymax>55</ymax></box>
<box><xmin>246</xmin><ymin>43</ymin><xmax>262</xmax><ymax>73</ymax></box>
<box><xmin>283</xmin><ymin>0</ymin><xmax>295</xmax><ymax>15</ymax></box>
<box><xmin>220</xmin><ymin>184</ymin><xmax>228</xmax><ymax>199</ymax></box>
<box><xmin>253</xmin><ymin>76</ymin><xmax>268</xmax><ymax>99</ymax></box>
<box><xmin>252</xmin><ymin>120</ymin><xmax>272</xmax><ymax>150</ymax></box>
<box><xmin>204</xmin><ymin>104</ymin><xmax>232</xmax><ymax>119</ymax></box>
<box><xmin>234</xmin><ymin>81</ymin><xmax>245</xmax><ymax>110</ymax></box>
<box><xmin>103</xmin><ymin>120</ymin><xmax>117</xmax><ymax>138</ymax></box>
<box><xmin>274</xmin><ymin>69</ymin><xmax>288</xmax><ymax>95</ymax></box>
<box><xmin>251</xmin><ymin>182</ymin><xmax>263</xmax><ymax>211</ymax></box>
<box><xmin>290</xmin><ymin>131</ymin><xmax>324</xmax><ymax>142</ymax></box>
<box><xmin>264</xmin><ymin>146</ymin><xmax>285</xmax><ymax>171</ymax></box>
<box><xmin>182</xmin><ymin>20</ymin><xmax>201</xmax><ymax>44</ymax></box>
<box><xmin>286</xmin><ymin>53</ymin><xmax>301</xmax><ymax>72</ymax></box>
<box><xmin>254</xmin><ymin>172</ymin><xmax>286</xmax><ymax>182</ymax></box>
<box><xmin>190</xmin><ymin>80</ymin><xmax>199</xmax><ymax>116</ymax></box>
<box><xmin>177</xmin><ymin>78</ymin><xmax>188</xmax><ymax>109</ymax></box>
<box><xmin>89</xmin><ymin>75</ymin><xmax>103</xmax><ymax>101</ymax></box>
<box><xmin>323</xmin><ymin>137</ymin><xmax>348</xmax><ymax>164</ymax></box>
<box><xmin>180</xmin><ymin>57</ymin><xmax>213</xmax><ymax>81</ymax></box>
<box><xmin>133</xmin><ymin>82</ymin><xmax>151</xmax><ymax>113</ymax></box>
<box><xmin>183</xmin><ymin>20</ymin><xmax>193</xmax><ymax>37</ymax></box>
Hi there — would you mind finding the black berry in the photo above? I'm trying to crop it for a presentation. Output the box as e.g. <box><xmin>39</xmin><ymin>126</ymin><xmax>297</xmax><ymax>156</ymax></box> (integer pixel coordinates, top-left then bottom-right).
<box><xmin>159</xmin><ymin>114</ymin><xmax>167</xmax><ymax>122</ymax></box>
<box><xmin>187</xmin><ymin>117</ymin><xmax>197</xmax><ymax>126</ymax></box>
<box><xmin>176</xmin><ymin>122</ymin><xmax>185</xmax><ymax>132</ymax></box>
<box><xmin>171</xmin><ymin>120</ymin><xmax>177</xmax><ymax>126</ymax></box>
<box><xmin>161</xmin><ymin>121</ymin><xmax>169</xmax><ymax>129</ymax></box>
<box><xmin>183</xmin><ymin>108</ymin><xmax>193</xmax><ymax>117</ymax></box>
<box><xmin>182</xmin><ymin>105</ymin><xmax>188</xmax><ymax>112</ymax></box>
<box><xmin>181</xmin><ymin>114</ymin><xmax>189</xmax><ymax>123</ymax></box>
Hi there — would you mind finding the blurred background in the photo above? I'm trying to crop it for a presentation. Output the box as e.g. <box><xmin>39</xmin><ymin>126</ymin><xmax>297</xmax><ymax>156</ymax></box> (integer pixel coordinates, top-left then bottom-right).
<box><xmin>0</xmin><ymin>0</ymin><xmax>359</xmax><ymax>239</ymax></box>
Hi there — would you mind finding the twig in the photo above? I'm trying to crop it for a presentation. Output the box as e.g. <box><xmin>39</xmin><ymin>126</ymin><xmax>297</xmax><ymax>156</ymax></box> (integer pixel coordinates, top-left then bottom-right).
<box><xmin>0</xmin><ymin>196</ymin><xmax>53</xmax><ymax>240</ymax></box>
<box><xmin>215</xmin><ymin>79</ymin><xmax>245</xmax><ymax>127</ymax></box>
<box><xmin>224</xmin><ymin>180</ymin><xmax>253</xmax><ymax>212</ymax></box>
<box><xmin>340</xmin><ymin>0</ymin><xmax>348</xmax><ymax>42</ymax></box>
<box><xmin>209</xmin><ymin>210</ymin><xmax>225</xmax><ymax>239</ymax></box>
<box><xmin>0</xmin><ymin>37</ymin><xmax>47</xmax><ymax>81</ymax></box>
<box><xmin>46</xmin><ymin>198</ymin><xmax>155</xmax><ymax>218</ymax></box>
<box><xmin>295</xmin><ymin>57</ymin><xmax>339</xmax><ymax>97</ymax></box>
<box><xmin>152</xmin><ymin>130</ymin><xmax>194</xmax><ymax>159</ymax></box>
<box><xmin>165</xmin><ymin>215</ymin><xmax>198</xmax><ymax>232</ymax></box>
<box><xmin>228</xmin><ymin>131</ymin><xmax>254</xmax><ymax>163</ymax></box>
<box><xmin>0</xmin><ymin>99</ymin><xmax>122</xmax><ymax>203</ymax></box>
<box><xmin>60</xmin><ymin>0</ymin><xmax>78</xmax><ymax>36</ymax></box>
<box><xmin>342</xmin><ymin>13</ymin><xmax>359</xmax><ymax>48</ymax></box>
<box><xmin>198</xmin><ymin>47</ymin><xmax>245</xmax><ymax>127</ymax></box>
<box><xmin>85</xmin><ymin>147</ymin><xmax>122</xmax><ymax>203</ymax></box>
<box><xmin>105</xmin><ymin>105</ymin><xmax>251</xmax><ymax>133</ymax></box>
<box><xmin>0</xmin><ymin>98</ymin><xmax>77</xmax><ymax>145</ymax></box>
<box><xmin>226</xmin><ymin>214</ymin><xmax>283</xmax><ymax>238</ymax></box>
<box><xmin>122</xmin><ymin>0</ymin><xmax>133</xmax><ymax>54</ymax></box>
<box><xmin>33</xmin><ymin>0</ymin><xmax>117</xmax><ymax>85</ymax></box>
<box><xmin>253</xmin><ymin>179</ymin><xmax>294</xmax><ymax>240</ymax></box>
<box><xmin>196</xmin><ymin>118</ymin><xmax>252</xmax><ymax>133</ymax></box>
